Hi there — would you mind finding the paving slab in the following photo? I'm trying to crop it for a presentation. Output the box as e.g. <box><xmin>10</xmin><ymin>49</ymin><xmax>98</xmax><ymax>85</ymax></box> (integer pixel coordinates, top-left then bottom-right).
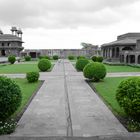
<box><xmin>2</xmin><ymin>59</ymin><xmax>139</xmax><ymax>138</ymax></box>
<box><xmin>63</xmin><ymin>60</ymin><xmax>127</xmax><ymax>136</ymax></box>
<box><xmin>12</xmin><ymin>61</ymin><xmax>67</xmax><ymax>136</ymax></box>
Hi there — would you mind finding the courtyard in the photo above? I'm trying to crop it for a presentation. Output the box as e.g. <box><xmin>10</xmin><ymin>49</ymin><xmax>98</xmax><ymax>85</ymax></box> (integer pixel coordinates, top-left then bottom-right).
<box><xmin>0</xmin><ymin>58</ymin><xmax>140</xmax><ymax>140</ymax></box>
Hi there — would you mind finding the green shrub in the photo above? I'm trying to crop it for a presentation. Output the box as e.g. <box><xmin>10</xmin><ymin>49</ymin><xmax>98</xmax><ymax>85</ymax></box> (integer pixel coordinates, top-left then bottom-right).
<box><xmin>96</xmin><ymin>56</ymin><xmax>103</xmax><ymax>62</ymax></box>
<box><xmin>53</xmin><ymin>55</ymin><xmax>59</xmax><ymax>60</ymax></box>
<box><xmin>38</xmin><ymin>55</ymin><xmax>44</xmax><ymax>59</ymax></box>
<box><xmin>68</xmin><ymin>55</ymin><xmax>75</xmax><ymax>60</ymax></box>
<box><xmin>44</xmin><ymin>55</ymin><xmax>50</xmax><ymax>60</ymax></box>
<box><xmin>91</xmin><ymin>56</ymin><xmax>97</xmax><ymax>62</ymax></box>
<box><xmin>0</xmin><ymin>119</ymin><xmax>17</xmax><ymax>134</ymax></box>
<box><xmin>116</xmin><ymin>77</ymin><xmax>140</xmax><ymax>119</ymax></box>
<box><xmin>77</xmin><ymin>56</ymin><xmax>86</xmax><ymax>59</ymax></box>
<box><xmin>25</xmin><ymin>55</ymin><xmax>31</xmax><ymax>61</ymax></box>
<box><xmin>127</xmin><ymin>118</ymin><xmax>140</xmax><ymax>132</ymax></box>
<box><xmin>26</xmin><ymin>72</ymin><xmax>39</xmax><ymax>83</ymax></box>
<box><xmin>8</xmin><ymin>55</ymin><xmax>16</xmax><ymax>64</ymax></box>
<box><xmin>76</xmin><ymin>59</ymin><xmax>89</xmax><ymax>71</ymax></box>
<box><xmin>0</xmin><ymin>76</ymin><xmax>22</xmax><ymax>121</ymax></box>
<box><xmin>83</xmin><ymin>62</ymin><xmax>106</xmax><ymax>81</ymax></box>
<box><xmin>38</xmin><ymin>59</ymin><xmax>51</xmax><ymax>72</ymax></box>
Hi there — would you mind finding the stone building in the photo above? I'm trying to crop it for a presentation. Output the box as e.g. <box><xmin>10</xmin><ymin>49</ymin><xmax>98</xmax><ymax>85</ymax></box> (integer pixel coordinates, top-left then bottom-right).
<box><xmin>101</xmin><ymin>33</ymin><xmax>140</xmax><ymax>64</ymax></box>
<box><xmin>0</xmin><ymin>27</ymin><xmax>24</xmax><ymax>57</ymax></box>
<box><xmin>21</xmin><ymin>44</ymin><xmax>99</xmax><ymax>58</ymax></box>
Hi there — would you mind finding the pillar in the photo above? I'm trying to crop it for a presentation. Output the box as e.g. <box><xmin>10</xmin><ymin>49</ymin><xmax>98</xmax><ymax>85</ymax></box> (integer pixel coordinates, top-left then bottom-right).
<box><xmin>110</xmin><ymin>48</ymin><xmax>112</xmax><ymax>58</ymax></box>
<box><xmin>124</xmin><ymin>54</ymin><xmax>127</xmax><ymax>64</ymax></box>
<box><xmin>107</xmin><ymin>48</ymin><xmax>109</xmax><ymax>58</ymax></box>
<box><xmin>135</xmin><ymin>54</ymin><xmax>138</xmax><ymax>64</ymax></box>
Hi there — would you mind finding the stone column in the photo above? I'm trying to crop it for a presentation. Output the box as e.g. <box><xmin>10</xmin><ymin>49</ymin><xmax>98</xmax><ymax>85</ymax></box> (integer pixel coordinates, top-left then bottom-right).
<box><xmin>135</xmin><ymin>54</ymin><xmax>138</xmax><ymax>64</ymax></box>
<box><xmin>106</xmin><ymin>48</ymin><xmax>109</xmax><ymax>58</ymax></box>
<box><xmin>106</xmin><ymin>48</ymin><xmax>108</xmax><ymax>58</ymax></box>
<box><xmin>124</xmin><ymin>53</ymin><xmax>127</xmax><ymax>64</ymax></box>
<box><xmin>104</xmin><ymin>49</ymin><xmax>106</xmax><ymax>58</ymax></box>
<box><xmin>108</xmin><ymin>48</ymin><xmax>110</xmax><ymax>58</ymax></box>
<box><xmin>106</xmin><ymin>49</ymin><xmax>108</xmax><ymax>58</ymax></box>
<box><xmin>110</xmin><ymin>48</ymin><xmax>112</xmax><ymax>58</ymax></box>
<box><xmin>102</xmin><ymin>49</ymin><xmax>104</xmax><ymax>57</ymax></box>
<box><xmin>112</xmin><ymin>48</ymin><xmax>114</xmax><ymax>58</ymax></box>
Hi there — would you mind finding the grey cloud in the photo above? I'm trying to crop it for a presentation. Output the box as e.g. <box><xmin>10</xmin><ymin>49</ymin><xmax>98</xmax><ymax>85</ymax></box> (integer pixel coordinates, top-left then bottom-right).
<box><xmin>0</xmin><ymin>0</ymin><xmax>139</xmax><ymax>29</ymax></box>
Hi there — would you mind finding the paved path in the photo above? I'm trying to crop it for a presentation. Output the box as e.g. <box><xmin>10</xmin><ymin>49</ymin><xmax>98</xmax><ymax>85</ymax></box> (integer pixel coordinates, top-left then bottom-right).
<box><xmin>9</xmin><ymin>59</ymin><xmax>128</xmax><ymax>137</ymax></box>
<box><xmin>2</xmin><ymin>72</ymin><xmax>140</xmax><ymax>79</ymax></box>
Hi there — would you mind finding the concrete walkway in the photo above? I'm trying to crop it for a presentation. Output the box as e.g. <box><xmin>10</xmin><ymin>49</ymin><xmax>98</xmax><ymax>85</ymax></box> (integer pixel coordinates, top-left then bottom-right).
<box><xmin>9</xmin><ymin>59</ymin><xmax>129</xmax><ymax>137</ymax></box>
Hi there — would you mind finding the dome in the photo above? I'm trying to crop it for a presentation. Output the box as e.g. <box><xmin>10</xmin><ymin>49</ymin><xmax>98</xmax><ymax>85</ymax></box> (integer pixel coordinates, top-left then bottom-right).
<box><xmin>17</xmin><ymin>28</ymin><xmax>23</xmax><ymax>34</ymax></box>
<box><xmin>0</xmin><ymin>29</ymin><xmax>3</xmax><ymax>34</ymax></box>
<box><xmin>11</xmin><ymin>26</ymin><xmax>17</xmax><ymax>32</ymax></box>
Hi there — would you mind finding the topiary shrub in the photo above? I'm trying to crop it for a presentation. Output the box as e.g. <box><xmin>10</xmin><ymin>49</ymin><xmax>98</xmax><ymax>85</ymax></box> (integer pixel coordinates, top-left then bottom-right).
<box><xmin>76</xmin><ymin>58</ymin><xmax>89</xmax><ymax>71</ymax></box>
<box><xmin>0</xmin><ymin>118</ymin><xmax>17</xmax><ymax>134</ymax></box>
<box><xmin>83</xmin><ymin>62</ymin><xmax>106</xmax><ymax>81</ymax></box>
<box><xmin>96</xmin><ymin>56</ymin><xmax>103</xmax><ymax>62</ymax></box>
<box><xmin>26</xmin><ymin>72</ymin><xmax>39</xmax><ymax>83</ymax></box>
<box><xmin>53</xmin><ymin>55</ymin><xmax>59</xmax><ymax>60</ymax></box>
<box><xmin>91</xmin><ymin>56</ymin><xmax>97</xmax><ymax>62</ymax></box>
<box><xmin>68</xmin><ymin>55</ymin><xmax>75</xmax><ymax>60</ymax></box>
<box><xmin>0</xmin><ymin>76</ymin><xmax>22</xmax><ymax>121</ymax></box>
<box><xmin>38</xmin><ymin>55</ymin><xmax>44</xmax><ymax>59</ymax></box>
<box><xmin>44</xmin><ymin>55</ymin><xmax>50</xmax><ymax>60</ymax></box>
<box><xmin>25</xmin><ymin>55</ymin><xmax>31</xmax><ymax>61</ymax></box>
<box><xmin>77</xmin><ymin>56</ymin><xmax>86</xmax><ymax>60</ymax></box>
<box><xmin>38</xmin><ymin>59</ymin><xmax>51</xmax><ymax>72</ymax></box>
<box><xmin>8</xmin><ymin>55</ymin><xmax>16</xmax><ymax>64</ymax></box>
<box><xmin>116</xmin><ymin>77</ymin><xmax>140</xmax><ymax>119</ymax></box>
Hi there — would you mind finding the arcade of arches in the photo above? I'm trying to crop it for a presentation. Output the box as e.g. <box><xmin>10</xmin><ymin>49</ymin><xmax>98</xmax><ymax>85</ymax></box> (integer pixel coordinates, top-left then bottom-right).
<box><xmin>102</xmin><ymin>46</ymin><xmax>140</xmax><ymax>64</ymax></box>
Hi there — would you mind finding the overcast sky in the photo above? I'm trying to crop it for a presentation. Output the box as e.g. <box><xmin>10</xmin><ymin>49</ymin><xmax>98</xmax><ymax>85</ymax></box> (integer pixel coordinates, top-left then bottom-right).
<box><xmin>0</xmin><ymin>0</ymin><xmax>140</xmax><ymax>49</ymax></box>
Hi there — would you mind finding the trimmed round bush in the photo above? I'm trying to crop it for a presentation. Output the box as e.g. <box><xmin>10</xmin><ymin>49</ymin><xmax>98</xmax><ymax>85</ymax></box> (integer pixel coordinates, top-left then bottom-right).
<box><xmin>38</xmin><ymin>59</ymin><xmax>51</xmax><ymax>72</ymax></box>
<box><xmin>96</xmin><ymin>56</ymin><xmax>103</xmax><ymax>62</ymax></box>
<box><xmin>26</xmin><ymin>72</ymin><xmax>39</xmax><ymax>83</ymax></box>
<box><xmin>44</xmin><ymin>55</ymin><xmax>50</xmax><ymax>60</ymax></box>
<box><xmin>38</xmin><ymin>55</ymin><xmax>44</xmax><ymax>59</ymax></box>
<box><xmin>83</xmin><ymin>62</ymin><xmax>106</xmax><ymax>81</ymax></box>
<box><xmin>76</xmin><ymin>59</ymin><xmax>89</xmax><ymax>71</ymax></box>
<box><xmin>0</xmin><ymin>76</ymin><xmax>22</xmax><ymax>121</ymax></box>
<box><xmin>68</xmin><ymin>55</ymin><xmax>74</xmax><ymax>60</ymax></box>
<box><xmin>8</xmin><ymin>55</ymin><xmax>16</xmax><ymax>64</ymax></box>
<box><xmin>25</xmin><ymin>55</ymin><xmax>31</xmax><ymax>61</ymax></box>
<box><xmin>53</xmin><ymin>55</ymin><xmax>59</xmax><ymax>60</ymax></box>
<box><xmin>77</xmin><ymin>56</ymin><xmax>86</xmax><ymax>60</ymax></box>
<box><xmin>91</xmin><ymin>56</ymin><xmax>97</xmax><ymax>62</ymax></box>
<box><xmin>116</xmin><ymin>77</ymin><xmax>140</xmax><ymax>119</ymax></box>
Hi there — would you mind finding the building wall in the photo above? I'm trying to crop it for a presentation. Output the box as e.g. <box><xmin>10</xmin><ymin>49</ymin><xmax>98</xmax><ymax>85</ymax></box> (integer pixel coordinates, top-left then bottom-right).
<box><xmin>21</xmin><ymin>48</ymin><xmax>100</xmax><ymax>58</ymax></box>
<box><xmin>0</xmin><ymin>41</ymin><xmax>23</xmax><ymax>57</ymax></box>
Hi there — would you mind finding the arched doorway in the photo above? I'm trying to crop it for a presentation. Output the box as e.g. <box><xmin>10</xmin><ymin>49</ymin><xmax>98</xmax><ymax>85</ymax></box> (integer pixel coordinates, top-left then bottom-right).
<box><xmin>138</xmin><ymin>55</ymin><xmax>140</xmax><ymax>64</ymax></box>
<box><xmin>130</xmin><ymin>55</ymin><xmax>135</xmax><ymax>63</ymax></box>
<box><xmin>126</xmin><ymin>55</ymin><xmax>129</xmax><ymax>63</ymax></box>
<box><xmin>120</xmin><ymin>55</ymin><xmax>124</xmax><ymax>63</ymax></box>
<box><xmin>112</xmin><ymin>48</ymin><xmax>115</xmax><ymax>57</ymax></box>
<box><xmin>116</xmin><ymin>47</ymin><xmax>119</xmax><ymax>58</ymax></box>
<box><xmin>30</xmin><ymin>52</ymin><xmax>37</xmax><ymax>58</ymax></box>
<box><xmin>122</xmin><ymin>47</ymin><xmax>133</xmax><ymax>51</ymax></box>
<box><xmin>1</xmin><ymin>49</ymin><xmax>6</xmax><ymax>56</ymax></box>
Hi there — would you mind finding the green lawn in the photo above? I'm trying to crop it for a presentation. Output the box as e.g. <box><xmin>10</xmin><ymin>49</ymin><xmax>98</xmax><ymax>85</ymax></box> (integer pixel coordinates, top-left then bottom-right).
<box><xmin>71</xmin><ymin>60</ymin><xmax>140</xmax><ymax>72</ymax></box>
<box><xmin>22</xmin><ymin>60</ymin><xmax>57</xmax><ymax>64</ymax></box>
<box><xmin>11</xmin><ymin>78</ymin><xmax>42</xmax><ymax>118</ymax></box>
<box><xmin>105</xmin><ymin>64</ymin><xmax>140</xmax><ymax>73</ymax></box>
<box><xmin>0</xmin><ymin>63</ymin><xmax>54</xmax><ymax>73</ymax></box>
<box><xmin>89</xmin><ymin>77</ymin><xmax>129</xmax><ymax>117</ymax></box>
